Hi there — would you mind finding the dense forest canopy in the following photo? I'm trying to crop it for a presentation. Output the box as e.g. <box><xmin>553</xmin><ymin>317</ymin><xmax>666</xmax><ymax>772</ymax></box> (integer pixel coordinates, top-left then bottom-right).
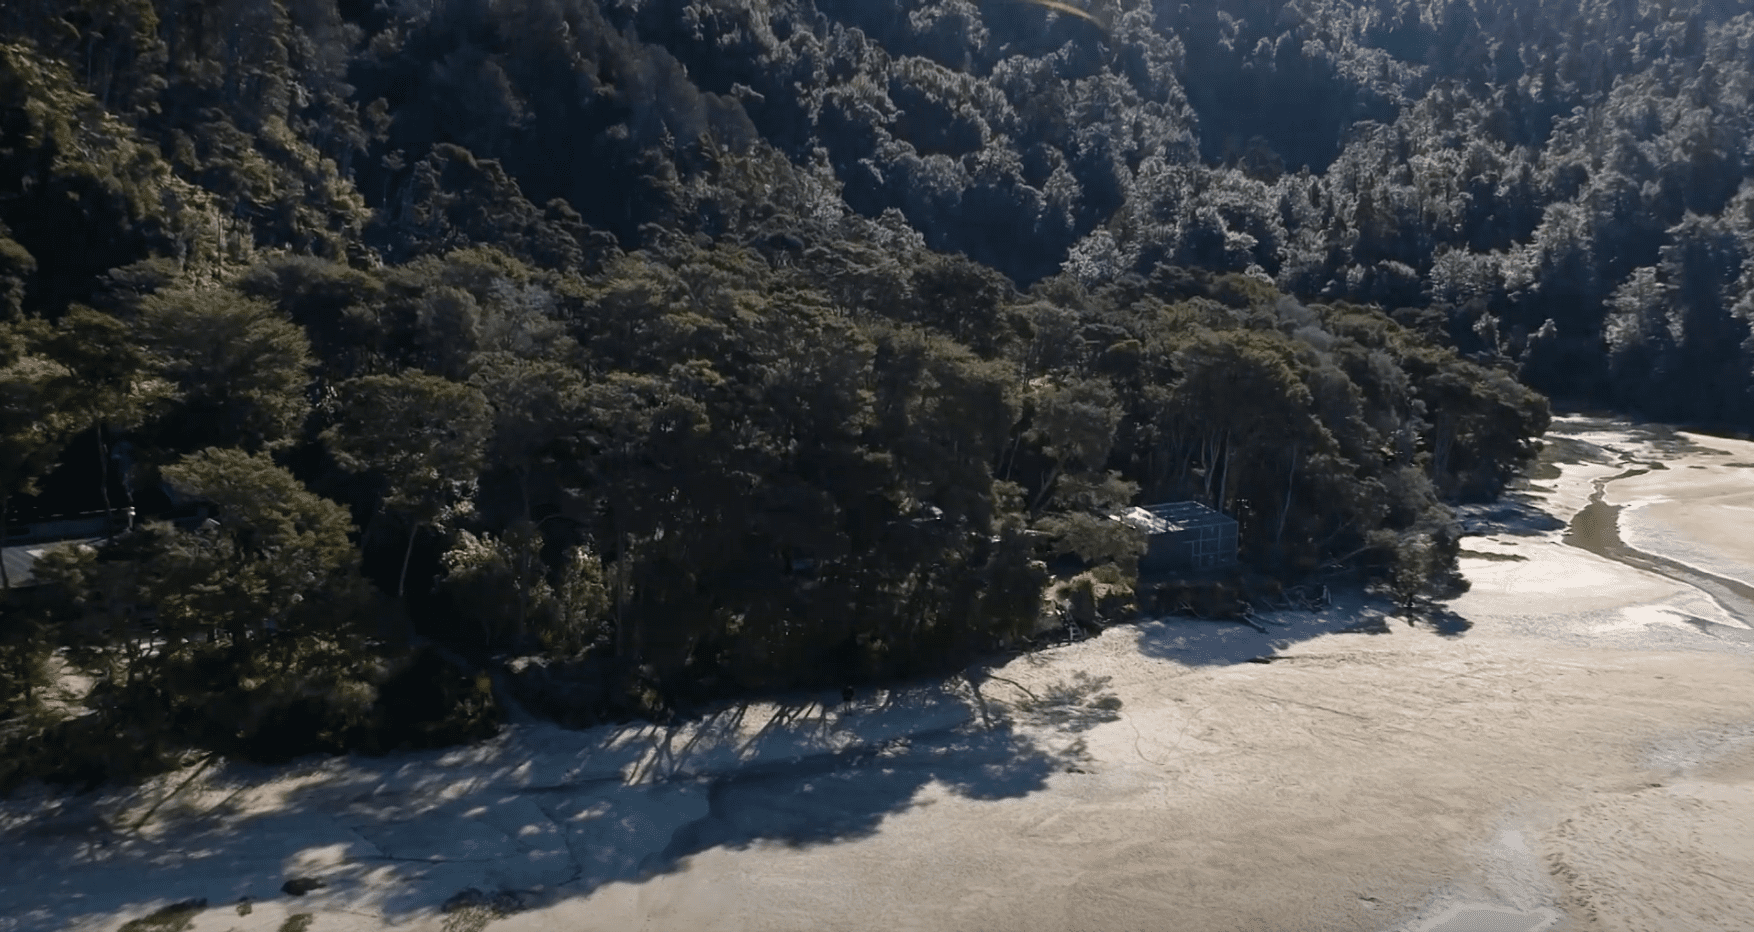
<box><xmin>10</xmin><ymin>0</ymin><xmax>1747</xmax><ymax>785</ymax></box>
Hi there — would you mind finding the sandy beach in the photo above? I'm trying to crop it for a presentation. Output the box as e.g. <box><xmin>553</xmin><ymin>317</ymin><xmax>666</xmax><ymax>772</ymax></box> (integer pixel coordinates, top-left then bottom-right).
<box><xmin>4</xmin><ymin>415</ymin><xmax>1753</xmax><ymax>932</ymax></box>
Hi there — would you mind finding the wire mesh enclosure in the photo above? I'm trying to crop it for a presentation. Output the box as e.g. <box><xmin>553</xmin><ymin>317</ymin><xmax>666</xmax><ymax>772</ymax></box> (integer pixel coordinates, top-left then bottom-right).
<box><xmin>1114</xmin><ymin>502</ymin><xmax>1238</xmax><ymax>573</ymax></box>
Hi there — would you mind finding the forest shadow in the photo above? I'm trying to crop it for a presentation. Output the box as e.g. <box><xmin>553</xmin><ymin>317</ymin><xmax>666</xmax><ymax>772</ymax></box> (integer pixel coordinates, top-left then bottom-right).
<box><xmin>0</xmin><ymin>676</ymin><xmax>1123</xmax><ymax>930</ymax></box>
<box><xmin>1131</xmin><ymin>605</ymin><xmax>1378</xmax><ymax>666</ymax></box>
<box><xmin>1454</xmin><ymin>495</ymin><xmax>1567</xmax><ymax>538</ymax></box>
<box><xmin>1130</xmin><ymin>593</ymin><xmax>1470</xmax><ymax>667</ymax></box>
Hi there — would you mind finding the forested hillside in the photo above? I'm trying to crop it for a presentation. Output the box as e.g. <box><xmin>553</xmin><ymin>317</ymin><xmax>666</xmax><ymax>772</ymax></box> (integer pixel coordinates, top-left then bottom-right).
<box><xmin>28</xmin><ymin>0</ymin><xmax>1751</xmax><ymax>786</ymax></box>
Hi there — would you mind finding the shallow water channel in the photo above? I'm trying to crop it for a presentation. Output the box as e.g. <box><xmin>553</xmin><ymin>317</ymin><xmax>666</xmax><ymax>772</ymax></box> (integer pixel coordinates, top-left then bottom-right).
<box><xmin>1555</xmin><ymin>420</ymin><xmax>1754</xmax><ymax>638</ymax></box>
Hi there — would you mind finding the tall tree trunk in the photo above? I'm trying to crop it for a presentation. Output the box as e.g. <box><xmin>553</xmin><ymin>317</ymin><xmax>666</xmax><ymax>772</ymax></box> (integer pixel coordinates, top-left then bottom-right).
<box><xmin>119</xmin><ymin>444</ymin><xmax>136</xmax><ymax>530</ymax></box>
<box><xmin>512</xmin><ymin>524</ymin><xmax>535</xmax><ymax>648</ymax></box>
<box><xmin>398</xmin><ymin>520</ymin><xmax>419</xmax><ymax>600</ymax></box>
<box><xmin>1174</xmin><ymin>437</ymin><xmax>1192</xmax><ymax>497</ymax></box>
<box><xmin>1000</xmin><ymin>424</ymin><xmax>1025</xmax><ymax>481</ymax></box>
<box><xmin>20</xmin><ymin>643</ymin><xmax>34</xmax><ymax>707</ymax></box>
<box><xmin>1222</xmin><ymin>434</ymin><xmax>1233</xmax><ymax>513</ymax></box>
<box><xmin>1202</xmin><ymin>432</ymin><xmax>1217</xmax><ymax>501</ymax></box>
<box><xmin>1216</xmin><ymin>429</ymin><xmax>1233</xmax><ymax>512</ymax></box>
<box><xmin>1030</xmin><ymin>462</ymin><xmax>1063</xmax><ymax>516</ymax></box>
<box><xmin>1</xmin><ymin>494</ymin><xmax>11</xmax><ymax>590</ymax></box>
<box><xmin>94</xmin><ymin>422</ymin><xmax>115</xmax><ymax>539</ymax></box>
<box><xmin>612</xmin><ymin>508</ymin><xmax>631</xmax><ymax>660</ymax></box>
<box><xmin>519</xmin><ymin>469</ymin><xmax>533</xmax><ymax>523</ymax></box>
<box><xmin>361</xmin><ymin>507</ymin><xmax>382</xmax><ymax>552</ymax></box>
<box><xmin>1432</xmin><ymin>417</ymin><xmax>1455</xmax><ymax>479</ymax></box>
<box><xmin>1276</xmin><ymin>442</ymin><xmax>1299</xmax><ymax>544</ymax></box>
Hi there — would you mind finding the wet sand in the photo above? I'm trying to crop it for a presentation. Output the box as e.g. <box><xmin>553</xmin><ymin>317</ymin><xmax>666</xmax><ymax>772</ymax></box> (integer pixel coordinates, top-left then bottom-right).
<box><xmin>1559</xmin><ymin>439</ymin><xmax>1754</xmax><ymax>637</ymax></box>
<box><xmin>4</xmin><ymin>416</ymin><xmax>1754</xmax><ymax>932</ymax></box>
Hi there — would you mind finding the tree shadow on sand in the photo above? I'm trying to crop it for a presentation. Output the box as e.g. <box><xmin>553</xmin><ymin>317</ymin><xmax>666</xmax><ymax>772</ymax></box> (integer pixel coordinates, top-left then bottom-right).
<box><xmin>0</xmin><ymin>675</ymin><xmax>1125</xmax><ymax>931</ymax></box>
<box><xmin>1454</xmin><ymin>494</ymin><xmax>1567</xmax><ymax>537</ymax></box>
<box><xmin>1130</xmin><ymin>591</ymin><xmax>1470</xmax><ymax>668</ymax></box>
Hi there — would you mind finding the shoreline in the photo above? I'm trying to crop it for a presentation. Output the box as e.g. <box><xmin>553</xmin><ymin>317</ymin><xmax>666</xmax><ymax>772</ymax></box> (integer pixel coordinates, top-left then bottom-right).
<box><xmin>4</xmin><ymin>417</ymin><xmax>1754</xmax><ymax>932</ymax></box>
<box><xmin>1564</xmin><ymin>465</ymin><xmax>1754</xmax><ymax>636</ymax></box>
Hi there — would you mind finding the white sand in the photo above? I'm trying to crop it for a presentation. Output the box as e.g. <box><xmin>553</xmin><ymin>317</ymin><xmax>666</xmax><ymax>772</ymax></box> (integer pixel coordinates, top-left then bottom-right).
<box><xmin>5</xmin><ymin>418</ymin><xmax>1754</xmax><ymax>932</ymax></box>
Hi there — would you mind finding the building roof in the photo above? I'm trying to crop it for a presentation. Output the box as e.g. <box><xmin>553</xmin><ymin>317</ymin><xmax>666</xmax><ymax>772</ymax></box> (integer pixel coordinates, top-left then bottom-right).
<box><xmin>9</xmin><ymin>515</ymin><xmax>108</xmax><ymax>544</ymax></box>
<box><xmin>2</xmin><ymin>538</ymin><xmax>101</xmax><ymax>589</ymax></box>
<box><xmin>1113</xmin><ymin>501</ymin><xmax>1235</xmax><ymax>534</ymax></box>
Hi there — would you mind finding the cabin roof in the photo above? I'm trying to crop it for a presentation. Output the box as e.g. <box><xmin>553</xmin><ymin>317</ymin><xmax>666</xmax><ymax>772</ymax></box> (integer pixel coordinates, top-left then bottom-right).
<box><xmin>2</xmin><ymin>538</ymin><xmax>101</xmax><ymax>589</ymax></box>
<box><xmin>1113</xmin><ymin>501</ymin><xmax>1235</xmax><ymax>535</ymax></box>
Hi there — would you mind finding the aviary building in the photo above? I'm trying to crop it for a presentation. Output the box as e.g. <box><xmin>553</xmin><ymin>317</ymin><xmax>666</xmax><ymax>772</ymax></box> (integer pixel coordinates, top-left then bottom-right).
<box><xmin>1114</xmin><ymin>502</ymin><xmax>1238</xmax><ymax>574</ymax></box>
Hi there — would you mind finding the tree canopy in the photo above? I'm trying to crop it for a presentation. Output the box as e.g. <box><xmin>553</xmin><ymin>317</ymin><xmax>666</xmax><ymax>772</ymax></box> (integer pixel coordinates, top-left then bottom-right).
<box><xmin>2</xmin><ymin>0</ymin><xmax>1662</xmax><ymax>788</ymax></box>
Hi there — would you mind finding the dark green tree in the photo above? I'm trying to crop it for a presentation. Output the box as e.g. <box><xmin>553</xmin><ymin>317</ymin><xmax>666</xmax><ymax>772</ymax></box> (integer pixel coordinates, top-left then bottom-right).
<box><xmin>38</xmin><ymin>306</ymin><xmax>171</xmax><ymax>534</ymax></box>
<box><xmin>322</xmin><ymin>371</ymin><xmax>492</xmax><ymax>598</ymax></box>
<box><xmin>133</xmin><ymin>288</ymin><xmax>315</xmax><ymax>456</ymax></box>
<box><xmin>63</xmin><ymin>448</ymin><xmax>378</xmax><ymax>763</ymax></box>
<box><xmin>0</xmin><ymin>320</ymin><xmax>92</xmax><ymax>588</ymax></box>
